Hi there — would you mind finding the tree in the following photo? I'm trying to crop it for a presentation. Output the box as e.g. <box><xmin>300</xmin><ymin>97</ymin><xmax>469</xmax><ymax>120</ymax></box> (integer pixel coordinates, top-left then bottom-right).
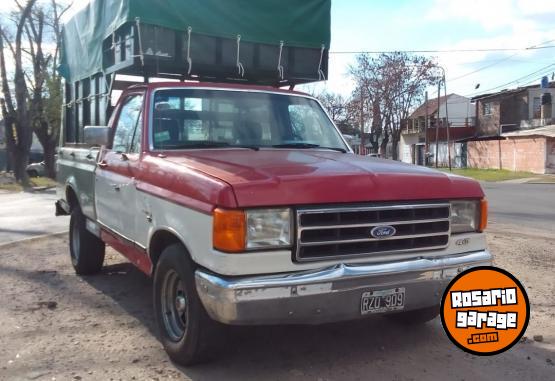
<box><xmin>25</xmin><ymin>0</ymin><xmax>71</xmax><ymax>178</ymax></box>
<box><xmin>349</xmin><ymin>52</ymin><xmax>438</xmax><ymax>160</ymax></box>
<box><xmin>0</xmin><ymin>0</ymin><xmax>37</xmax><ymax>185</ymax></box>
<box><xmin>0</xmin><ymin>0</ymin><xmax>70</xmax><ymax>182</ymax></box>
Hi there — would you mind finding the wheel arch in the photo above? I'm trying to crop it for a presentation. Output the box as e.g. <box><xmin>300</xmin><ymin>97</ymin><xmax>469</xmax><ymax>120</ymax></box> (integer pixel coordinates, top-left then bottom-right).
<box><xmin>65</xmin><ymin>183</ymin><xmax>79</xmax><ymax>212</ymax></box>
<box><xmin>148</xmin><ymin>227</ymin><xmax>194</xmax><ymax>273</ymax></box>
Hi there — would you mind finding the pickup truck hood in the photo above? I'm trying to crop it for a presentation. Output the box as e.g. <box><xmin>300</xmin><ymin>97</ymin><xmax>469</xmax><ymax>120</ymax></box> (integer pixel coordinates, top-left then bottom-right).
<box><xmin>164</xmin><ymin>150</ymin><xmax>484</xmax><ymax>207</ymax></box>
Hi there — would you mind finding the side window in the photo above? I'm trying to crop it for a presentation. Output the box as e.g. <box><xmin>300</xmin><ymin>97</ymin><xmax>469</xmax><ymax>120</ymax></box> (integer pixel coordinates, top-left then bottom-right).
<box><xmin>112</xmin><ymin>94</ymin><xmax>144</xmax><ymax>153</ymax></box>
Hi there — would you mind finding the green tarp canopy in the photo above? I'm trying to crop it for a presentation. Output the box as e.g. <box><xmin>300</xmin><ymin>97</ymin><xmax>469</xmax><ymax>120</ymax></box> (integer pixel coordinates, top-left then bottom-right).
<box><xmin>59</xmin><ymin>0</ymin><xmax>331</xmax><ymax>82</ymax></box>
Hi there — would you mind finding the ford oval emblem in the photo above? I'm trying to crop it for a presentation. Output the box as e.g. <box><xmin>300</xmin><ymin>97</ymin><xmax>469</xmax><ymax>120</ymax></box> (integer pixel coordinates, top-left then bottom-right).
<box><xmin>370</xmin><ymin>225</ymin><xmax>397</xmax><ymax>239</ymax></box>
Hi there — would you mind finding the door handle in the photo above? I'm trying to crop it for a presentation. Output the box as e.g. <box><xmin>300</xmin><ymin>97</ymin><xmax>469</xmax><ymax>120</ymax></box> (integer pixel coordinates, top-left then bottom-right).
<box><xmin>112</xmin><ymin>184</ymin><xmax>121</xmax><ymax>192</ymax></box>
<box><xmin>69</xmin><ymin>152</ymin><xmax>76</xmax><ymax>157</ymax></box>
<box><xmin>86</xmin><ymin>153</ymin><xmax>94</xmax><ymax>160</ymax></box>
<box><xmin>98</xmin><ymin>160</ymin><xmax>108</xmax><ymax>168</ymax></box>
<box><xmin>121</xmin><ymin>153</ymin><xmax>129</xmax><ymax>161</ymax></box>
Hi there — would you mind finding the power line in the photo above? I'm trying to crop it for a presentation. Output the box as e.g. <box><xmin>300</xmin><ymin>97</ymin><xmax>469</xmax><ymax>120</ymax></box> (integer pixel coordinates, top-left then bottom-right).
<box><xmin>464</xmin><ymin>63</ymin><xmax>555</xmax><ymax>97</ymax></box>
<box><xmin>329</xmin><ymin>45</ymin><xmax>555</xmax><ymax>55</ymax></box>
<box><xmin>446</xmin><ymin>39</ymin><xmax>555</xmax><ymax>82</ymax></box>
<box><xmin>448</xmin><ymin>54</ymin><xmax>519</xmax><ymax>82</ymax></box>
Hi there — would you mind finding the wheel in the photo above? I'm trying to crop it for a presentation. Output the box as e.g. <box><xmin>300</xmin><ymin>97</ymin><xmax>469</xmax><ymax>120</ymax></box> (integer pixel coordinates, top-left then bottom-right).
<box><xmin>69</xmin><ymin>206</ymin><xmax>105</xmax><ymax>275</ymax></box>
<box><xmin>386</xmin><ymin>305</ymin><xmax>439</xmax><ymax>325</ymax></box>
<box><xmin>27</xmin><ymin>170</ymin><xmax>38</xmax><ymax>178</ymax></box>
<box><xmin>153</xmin><ymin>244</ymin><xmax>220</xmax><ymax>366</ymax></box>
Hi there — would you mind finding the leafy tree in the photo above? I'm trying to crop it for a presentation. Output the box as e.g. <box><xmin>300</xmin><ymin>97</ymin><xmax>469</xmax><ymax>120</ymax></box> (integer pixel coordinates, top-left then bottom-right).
<box><xmin>0</xmin><ymin>0</ymin><xmax>37</xmax><ymax>185</ymax></box>
<box><xmin>349</xmin><ymin>52</ymin><xmax>438</xmax><ymax>159</ymax></box>
<box><xmin>0</xmin><ymin>0</ymin><xmax>70</xmax><ymax>182</ymax></box>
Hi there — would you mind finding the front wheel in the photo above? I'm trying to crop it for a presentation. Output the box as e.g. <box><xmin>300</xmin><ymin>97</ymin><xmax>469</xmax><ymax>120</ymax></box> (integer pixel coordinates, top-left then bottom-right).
<box><xmin>69</xmin><ymin>206</ymin><xmax>105</xmax><ymax>275</ymax></box>
<box><xmin>153</xmin><ymin>244</ymin><xmax>220</xmax><ymax>366</ymax></box>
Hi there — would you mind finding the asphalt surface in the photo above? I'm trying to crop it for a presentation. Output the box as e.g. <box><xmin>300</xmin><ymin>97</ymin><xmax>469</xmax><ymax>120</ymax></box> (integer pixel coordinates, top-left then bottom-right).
<box><xmin>0</xmin><ymin>190</ymin><xmax>69</xmax><ymax>245</ymax></box>
<box><xmin>482</xmin><ymin>182</ymin><xmax>555</xmax><ymax>233</ymax></box>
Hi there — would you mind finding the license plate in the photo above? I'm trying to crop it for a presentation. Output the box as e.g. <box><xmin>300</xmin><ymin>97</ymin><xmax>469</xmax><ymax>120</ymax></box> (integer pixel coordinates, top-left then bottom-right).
<box><xmin>360</xmin><ymin>287</ymin><xmax>405</xmax><ymax>314</ymax></box>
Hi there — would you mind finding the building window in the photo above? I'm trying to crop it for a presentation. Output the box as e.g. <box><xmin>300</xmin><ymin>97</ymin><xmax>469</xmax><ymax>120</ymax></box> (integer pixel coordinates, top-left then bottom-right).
<box><xmin>533</xmin><ymin>97</ymin><xmax>541</xmax><ymax>118</ymax></box>
<box><xmin>483</xmin><ymin>102</ymin><xmax>492</xmax><ymax>116</ymax></box>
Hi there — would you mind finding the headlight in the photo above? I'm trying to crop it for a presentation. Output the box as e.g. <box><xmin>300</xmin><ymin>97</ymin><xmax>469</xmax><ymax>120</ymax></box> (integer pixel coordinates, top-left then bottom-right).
<box><xmin>213</xmin><ymin>208</ymin><xmax>291</xmax><ymax>252</ymax></box>
<box><xmin>450</xmin><ymin>200</ymin><xmax>481</xmax><ymax>233</ymax></box>
<box><xmin>246</xmin><ymin>208</ymin><xmax>291</xmax><ymax>249</ymax></box>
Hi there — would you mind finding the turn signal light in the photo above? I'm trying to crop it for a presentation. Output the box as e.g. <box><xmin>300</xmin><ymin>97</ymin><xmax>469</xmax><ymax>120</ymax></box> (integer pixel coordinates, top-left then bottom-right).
<box><xmin>479</xmin><ymin>199</ymin><xmax>488</xmax><ymax>232</ymax></box>
<box><xmin>213</xmin><ymin>208</ymin><xmax>246</xmax><ymax>252</ymax></box>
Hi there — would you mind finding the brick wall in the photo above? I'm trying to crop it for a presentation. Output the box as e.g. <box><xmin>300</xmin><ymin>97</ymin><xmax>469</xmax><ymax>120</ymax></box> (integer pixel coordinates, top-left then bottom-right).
<box><xmin>468</xmin><ymin>137</ymin><xmax>547</xmax><ymax>174</ymax></box>
<box><xmin>547</xmin><ymin>137</ymin><xmax>555</xmax><ymax>174</ymax></box>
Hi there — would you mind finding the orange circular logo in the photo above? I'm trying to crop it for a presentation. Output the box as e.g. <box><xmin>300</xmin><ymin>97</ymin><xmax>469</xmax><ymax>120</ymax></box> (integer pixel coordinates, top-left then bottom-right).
<box><xmin>440</xmin><ymin>266</ymin><xmax>529</xmax><ymax>356</ymax></box>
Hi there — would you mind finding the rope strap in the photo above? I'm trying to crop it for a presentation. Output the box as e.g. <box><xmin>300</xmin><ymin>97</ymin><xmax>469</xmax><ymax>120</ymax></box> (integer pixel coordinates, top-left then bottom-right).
<box><xmin>277</xmin><ymin>40</ymin><xmax>284</xmax><ymax>80</ymax></box>
<box><xmin>318</xmin><ymin>44</ymin><xmax>326</xmax><ymax>81</ymax></box>
<box><xmin>236</xmin><ymin>35</ymin><xmax>245</xmax><ymax>77</ymax></box>
<box><xmin>186</xmin><ymin>27</ymin><xmax>193</xmax><ymax>75</ymax></box>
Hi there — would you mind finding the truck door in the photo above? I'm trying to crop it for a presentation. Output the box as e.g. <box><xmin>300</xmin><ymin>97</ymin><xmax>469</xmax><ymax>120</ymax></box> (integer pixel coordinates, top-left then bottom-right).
<box><xmin>95</xmin><ymin>93</ymin><xmax>144</xmax><ymax>238</ymax></box>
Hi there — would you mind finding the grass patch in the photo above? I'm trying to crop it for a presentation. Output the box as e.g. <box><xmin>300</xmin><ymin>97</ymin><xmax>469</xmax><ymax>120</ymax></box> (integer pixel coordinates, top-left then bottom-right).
<box><xmin>30</xmin><ymin>176</ymin><xmax>57</xmax><ymax>188</ymax></box>
<box><xmin>437</xmin><ymin>168</ymin><xmax>535</xmax><ymax>182</ymax></box>
<box><xmin>0</xmin><ymin>176</ymin><xmax>57</xmax><ymax>192</ymax></box>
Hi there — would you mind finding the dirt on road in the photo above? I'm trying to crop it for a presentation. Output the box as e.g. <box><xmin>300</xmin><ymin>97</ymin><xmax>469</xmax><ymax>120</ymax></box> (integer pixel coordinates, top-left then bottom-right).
<box><xmin>0</xmin><ymin>224</ymin><xmax>553</xmax><ymax>381</ymax></box>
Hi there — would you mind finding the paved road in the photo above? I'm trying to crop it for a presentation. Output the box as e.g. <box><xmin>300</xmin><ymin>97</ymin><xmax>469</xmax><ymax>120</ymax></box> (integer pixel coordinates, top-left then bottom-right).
<box><xmin>482</xmin><ymin>182</ymin><xmax>555</xmax><ymax>232</ymax></box>
<box><xmin>0</xmin><ymin>190</ymin><xmax>69</xmax><ymax>245</ymax></box>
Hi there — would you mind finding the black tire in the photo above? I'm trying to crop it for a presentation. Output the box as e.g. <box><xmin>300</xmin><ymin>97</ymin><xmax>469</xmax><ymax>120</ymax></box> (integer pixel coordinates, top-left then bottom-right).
<box><xmin>153</xmin><ymin>244</ymin><xmax>220</xmax><ymax>366</ymax></box>
<box><xmin>69</xmin><ymin>206</ymin><xmax>105</xmax><ymax>275</ymax></box>
<box><xmin>386</xmin><ymin>305</ymin><xmax>439</xmax><ymax>325</ymax></box>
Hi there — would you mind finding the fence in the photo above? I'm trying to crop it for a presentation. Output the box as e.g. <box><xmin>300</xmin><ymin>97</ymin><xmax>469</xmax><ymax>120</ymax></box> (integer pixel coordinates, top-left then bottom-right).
<box><xmin>428</xmin><ymin>142</ymin><xmax>467</xmax><ymax>168</ymax></box>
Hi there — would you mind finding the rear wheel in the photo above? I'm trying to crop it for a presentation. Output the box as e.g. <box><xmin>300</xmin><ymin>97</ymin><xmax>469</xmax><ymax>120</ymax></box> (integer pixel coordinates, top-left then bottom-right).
<box><xmin>69</xmin><ymin>206</ymin><xmax>105</xmax><ymax>275</ymax></box>
<box><xmin>386</xmin><ymin>305</ymin><xmax>439</xmax><ymax>325</ymax></box>
<box><xmin>153</xmin><ymin>244</ymin><xmax>220</xmax><ymax>366</ymax></box>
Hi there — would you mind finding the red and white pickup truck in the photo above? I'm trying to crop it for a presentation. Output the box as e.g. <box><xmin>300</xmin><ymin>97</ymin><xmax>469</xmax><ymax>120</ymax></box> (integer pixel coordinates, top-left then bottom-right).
<box><xmin>56</xmin><ymin>81</ymin><xmax>491</xmax><ymax>365</ymax></box>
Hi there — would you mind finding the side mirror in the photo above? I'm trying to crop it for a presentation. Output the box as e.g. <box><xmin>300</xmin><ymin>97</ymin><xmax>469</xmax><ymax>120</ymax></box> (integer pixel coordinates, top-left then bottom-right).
<box><xmin>84</xmin><ymin>126</ymin><xmax>110</xmax><ymax>146</ymax></box>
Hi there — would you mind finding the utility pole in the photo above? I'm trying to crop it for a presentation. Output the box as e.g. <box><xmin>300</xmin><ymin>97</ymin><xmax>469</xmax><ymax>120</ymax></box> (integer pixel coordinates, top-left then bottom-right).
<box><xmin>424</xmin><ymin>91</ymin><xmax>429</xmax><ymax>166</ymax></box>
<box><xmin>435</xmin><ymin>81</ymin><xmax>440</xmax><ymax>168</ymax></box>
<box><xmin>360</xmin><ymin>89</ymin><xmax>364</xmax><ymax>155</ymax></box>
<box><xmin>443</xmin><ymin>71</ymin><xmax>452</xmax><ymax>171</ymax></box>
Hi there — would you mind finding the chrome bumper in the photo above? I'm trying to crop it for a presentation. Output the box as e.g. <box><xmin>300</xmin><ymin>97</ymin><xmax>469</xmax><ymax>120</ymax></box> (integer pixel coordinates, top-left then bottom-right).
<box><xmin>195</xmin><ymin>250</ymin><xmax>492</xmax><ymax>325</ymax></box>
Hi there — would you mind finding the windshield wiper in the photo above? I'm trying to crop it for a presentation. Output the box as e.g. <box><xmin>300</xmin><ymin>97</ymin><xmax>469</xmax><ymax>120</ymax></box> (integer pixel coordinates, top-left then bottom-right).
<box><xmin>271</xmin><ymin>143</ymin><xmax>347</xmax><ymax>153</ymax></box>
<box><xmin>163</xmin><ymin>141</ymin><xmax>259</xmax><ymax>151</ymax></box>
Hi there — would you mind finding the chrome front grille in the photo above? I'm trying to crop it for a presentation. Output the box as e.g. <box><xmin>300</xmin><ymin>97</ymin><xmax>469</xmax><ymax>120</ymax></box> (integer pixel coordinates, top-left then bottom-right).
<box><xmin>295</xmin><ymin>203</ymin><xmax>451</xmax><ymax>262</ymax></box>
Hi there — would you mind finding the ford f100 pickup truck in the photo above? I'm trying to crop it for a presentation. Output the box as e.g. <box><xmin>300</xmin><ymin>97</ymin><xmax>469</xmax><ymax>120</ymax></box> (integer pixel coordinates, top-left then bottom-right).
<box><xmin>56</xmin><ymin>0</ymin><xmax>491</xmax><ymax>366</ymax></box>
<box><xmin>56</xmin><ymin>81</ymin><xmax>491</xmax><ymax>365</ymax></box>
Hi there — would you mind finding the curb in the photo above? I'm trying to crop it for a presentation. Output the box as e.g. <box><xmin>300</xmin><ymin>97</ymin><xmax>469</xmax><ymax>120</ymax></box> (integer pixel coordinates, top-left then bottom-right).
<box><xmin>0</xmin><ymin>231</ymin><xmax>68</xmax><ymax>249</ymax></box>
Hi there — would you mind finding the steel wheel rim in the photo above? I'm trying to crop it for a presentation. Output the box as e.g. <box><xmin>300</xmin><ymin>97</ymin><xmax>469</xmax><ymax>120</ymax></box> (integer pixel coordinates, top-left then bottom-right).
<box><xmin>161</xmin><ymin>269</ymin><xmax>188</xmax><ymax>342</ymax></box>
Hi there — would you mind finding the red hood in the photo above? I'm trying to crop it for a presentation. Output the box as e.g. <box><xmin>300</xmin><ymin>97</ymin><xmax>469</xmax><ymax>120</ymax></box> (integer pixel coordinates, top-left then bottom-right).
<box><xmin>163</xmin><ymin>150</ymin><xmax>484</xmax><ymax>208</ymax></box>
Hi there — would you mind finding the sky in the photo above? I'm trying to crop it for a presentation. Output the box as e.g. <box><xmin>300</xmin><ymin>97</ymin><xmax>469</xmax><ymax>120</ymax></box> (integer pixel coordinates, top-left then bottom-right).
<box><xmin>307</xmin><ymin>0</ymin><xmax>555</xmax><ymax>99</ymax></box>
<box><xmin>1</xmin><ymin>0</ymin><xmax>555</xmax><ymax>102</ymax></box>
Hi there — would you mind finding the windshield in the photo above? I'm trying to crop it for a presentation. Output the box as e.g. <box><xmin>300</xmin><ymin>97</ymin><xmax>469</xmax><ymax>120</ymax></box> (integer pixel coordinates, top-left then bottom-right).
<box><xmin>151</xmin><ymin>89</ymin><xmax>348</xmax><ymax>151</ymax></box>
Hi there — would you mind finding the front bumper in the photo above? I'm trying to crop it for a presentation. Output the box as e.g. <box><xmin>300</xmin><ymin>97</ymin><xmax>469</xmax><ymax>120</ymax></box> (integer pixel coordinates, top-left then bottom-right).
<box><xmin>195</xmin><ymin>250</ymin><xmax>492</xmax><ymax>325</ymax></box>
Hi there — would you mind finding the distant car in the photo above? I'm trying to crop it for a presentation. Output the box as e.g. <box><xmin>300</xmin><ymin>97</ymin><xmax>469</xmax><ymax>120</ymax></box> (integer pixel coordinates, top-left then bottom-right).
<box><xmin>26</xmin><ymin>161</ymin><xmax>46</xmax><ymax>177</ymax></box>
